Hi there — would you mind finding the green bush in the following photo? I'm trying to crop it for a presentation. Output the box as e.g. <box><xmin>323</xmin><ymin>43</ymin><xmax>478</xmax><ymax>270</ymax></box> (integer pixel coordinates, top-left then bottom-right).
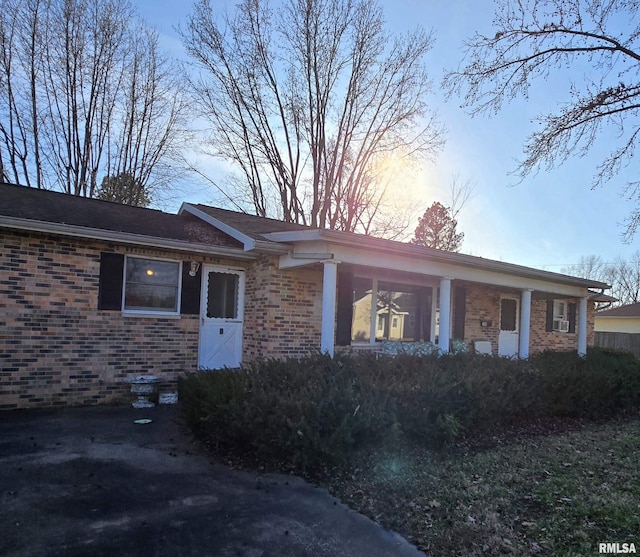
<box><xmin>180</xmin><ymin>352</ymin><xmax>397</xmax><ymax>470</ymax></box>
<box><xmin>533</xmin><ymin>348</ymin><xmax>640</xmax><ymax>417</ymax></box>
<box><xmin>179</xmin><ymin>348</ymin><xmax>640</xmax><ymax>471</ymax></box>
<box><xmin>179</xmin><ymin>369</ymin><xmax>249</xmax><ymax>446</ymax></box>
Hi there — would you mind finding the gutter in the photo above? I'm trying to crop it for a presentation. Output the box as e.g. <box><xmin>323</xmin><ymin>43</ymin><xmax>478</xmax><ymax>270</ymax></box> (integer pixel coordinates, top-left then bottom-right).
<box><xmin>0</xmin><ymin>216</ymin><xmax>258</xmax><ymax>260</ymax></box>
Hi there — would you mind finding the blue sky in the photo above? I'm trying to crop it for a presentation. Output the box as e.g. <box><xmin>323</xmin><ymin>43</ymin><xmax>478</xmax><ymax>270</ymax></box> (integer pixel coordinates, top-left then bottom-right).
<box><xmin>137</xmin><ymin>0</ymin><xmax>639</xmax><ymax>272</ymax></box>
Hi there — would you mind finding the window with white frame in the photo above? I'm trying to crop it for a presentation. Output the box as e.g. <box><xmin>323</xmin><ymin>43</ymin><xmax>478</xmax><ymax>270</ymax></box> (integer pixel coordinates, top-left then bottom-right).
<box><xmin>123</xmin><ymin>256</ymin><xmax>181</xmax><ymax>314</ymax></box>
<box><xmin>552</xmin><ymin>300</ymin><xmax>570</xmax><ymax>333</ymax></box>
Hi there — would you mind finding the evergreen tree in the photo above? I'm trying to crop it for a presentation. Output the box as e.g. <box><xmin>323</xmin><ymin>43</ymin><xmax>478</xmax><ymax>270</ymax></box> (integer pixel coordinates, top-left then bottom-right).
<box><xmin>412</xmin><ymin>202</ymin><xmax>464</xmax><ymax>252</ymax></box>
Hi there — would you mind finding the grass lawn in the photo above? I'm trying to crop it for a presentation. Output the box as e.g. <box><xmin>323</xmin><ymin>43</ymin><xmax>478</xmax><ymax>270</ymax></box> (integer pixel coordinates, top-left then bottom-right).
<box><xmin>312</xmin><ymin>415</ymin><xmax>640</xmax><ymax>556</ymax></box>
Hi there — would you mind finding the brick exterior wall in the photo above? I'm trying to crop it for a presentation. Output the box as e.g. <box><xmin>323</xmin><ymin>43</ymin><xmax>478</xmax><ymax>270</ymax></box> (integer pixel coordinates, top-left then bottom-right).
<box><xmin>244</xmin><ymin>255</ymin><xmax>322</xmax><ymax>359</ymax></box>
<box><xmin>462</xmin><ymin>282</ymin><xmax>595</xmax><ymax>355</ymax></box>
<box><xmin>0</xmin><ymin>230</ymin><xmax>248</xmax><ymax>409</ymax></box>
<box><xmin>0</xmin><ymin>231</ymin><xmax>325</xmax><ymax>409</ymax></box>
<box><xmin>0</xmin><ymin>227</ymin><xmax>596</xmax><ymax>410</ymax></box>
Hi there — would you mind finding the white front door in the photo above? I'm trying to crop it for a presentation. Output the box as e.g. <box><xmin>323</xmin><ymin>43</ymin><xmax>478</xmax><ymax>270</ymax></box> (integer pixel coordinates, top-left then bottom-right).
<box><xmin>498</xmin><ymin>296</ymin><xmax>519</xmax><ymax>357</ymax></box>
<box><xmin>198</xmin><ymin>266</ymin><xmax>245</xmax><ymax>369</ymax></box>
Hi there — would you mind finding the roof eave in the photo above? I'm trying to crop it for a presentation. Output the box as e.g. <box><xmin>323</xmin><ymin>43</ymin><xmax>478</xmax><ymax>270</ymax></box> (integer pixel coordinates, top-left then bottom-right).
<box><xmin>262</xmin><ymin>229</ymin><xmax>610</xmax><ymax>290</ymax></box>
<box><xmin>0</xmin><ymin>215</ymin><xmax>258</xmax><ymax>260</ymax></box>
<box><xmin>595</xmin><ymin>315</ymin><xmax>640</xmax><ymax>319</ymax></box>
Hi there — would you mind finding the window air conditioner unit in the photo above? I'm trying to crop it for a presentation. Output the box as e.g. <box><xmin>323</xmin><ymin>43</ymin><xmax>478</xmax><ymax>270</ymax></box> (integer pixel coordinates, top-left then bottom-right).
<box><xmin>554</xmin><ymin>319</ymin><xmax>570</xmax><ymax>332</ymax></box>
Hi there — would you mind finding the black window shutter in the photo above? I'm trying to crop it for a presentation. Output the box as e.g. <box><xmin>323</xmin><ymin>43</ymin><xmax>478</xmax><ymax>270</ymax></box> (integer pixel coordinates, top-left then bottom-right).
<box><xmin>546</xmin><ymin>299</ymin><xmax>554</xmax><ymax>332</ymax></box>
<box><xmin>568</xmin><ymin>302</ymin><xmax>577</xmax><ymax>333</ymax></box>
<box><xmin>415</xmin><ymin>288</ymin><xmax>424</xmax><ymax>341</ymax></box>
<box><xmin>98</xmin><ymin>253</ymin><xmax>124</xmax><ymax>310</ymax></box>
<box><xmin>181</xmin><ymin>261</ymin><xmax>202</xmax><ymax>315</ymax></box>
<box><xmin>335</xmin><ymin>271</ymin><xmax>353</xmax><ymax>346</ymax></box>
<box><xmin>423</xmin><ymin>287</ymin><xmax>433</xmax><ymax>342</ymax></box>
<box><xmin>453</xmin><ymin>286</ymin><xmax>466</xmax><ymax>340</ymax></box>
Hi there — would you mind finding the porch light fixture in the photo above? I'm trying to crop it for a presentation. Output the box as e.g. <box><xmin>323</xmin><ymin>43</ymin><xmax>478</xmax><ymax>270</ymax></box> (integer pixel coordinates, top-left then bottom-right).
<box><xmin>189</xmin><ymin>261</ymin><xmax>200</xmax><ymax>277</ymax></box>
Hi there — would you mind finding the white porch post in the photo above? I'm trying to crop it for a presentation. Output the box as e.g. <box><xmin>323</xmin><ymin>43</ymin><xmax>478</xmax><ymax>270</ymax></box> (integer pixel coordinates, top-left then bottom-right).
<box><xmin>439</xmin><ymin>277</ymin><xmax>452</xmax><ymax>353</ymax></box>
<box><xmin>578</xmin><ymin>296</ymin><xmax>588</xmax><ymax>357</ymax></box>
<box><xmin>519</xmin><ymin>289</ymin><xmax>533</xmax><ymax>359</ymax></box>
<box><xmin>321</xmin><ymin>261</ymin><xmax>338</xmax><ymax>356</ymax></box>
<box><xmin>369</xmin><ymin>278</ymin><xmax>378</xmax><ymax>345</ymax></box>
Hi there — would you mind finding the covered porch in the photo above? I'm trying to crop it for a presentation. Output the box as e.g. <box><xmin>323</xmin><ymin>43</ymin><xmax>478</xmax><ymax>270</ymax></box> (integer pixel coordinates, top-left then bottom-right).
<box><xmin>264</xmin><ymin>229</ymin><xmax>601</xmax><ymax>359</ymax></box>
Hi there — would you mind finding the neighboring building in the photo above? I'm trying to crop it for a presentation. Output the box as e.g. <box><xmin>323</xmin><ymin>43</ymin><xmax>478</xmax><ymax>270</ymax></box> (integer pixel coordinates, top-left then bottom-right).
<box><xmin>0</xmin><ymin>183</ymin><xmax>611</xmax><ymax>408</ymax></box>
<box><xmin>595</xmin><ymin>303</ymin><xmax>640</xmax><ymax>333</ymax></box>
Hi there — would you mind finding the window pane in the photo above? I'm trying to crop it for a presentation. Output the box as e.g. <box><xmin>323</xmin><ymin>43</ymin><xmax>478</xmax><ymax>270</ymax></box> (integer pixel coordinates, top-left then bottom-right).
<box><xmin>124</xmin><ymin>257</ymin><xmax>179</xmax><ymax>312</ymax></box>
<box><xmin>126</xmin><ymin>258</ymin><xmax>179</xmax><ymax>286</ymax></box>
<box><xmin>553</xmin><ymin>301</ymin><xmax>566</xmax><ymax>319</ymax></box>
<box><xmin>351</xmin><ymin>277</ymin><xmax>373</xmax><ymax>342</ymax></box>
<box><xmin>500</xmin><ymin>299</ymin><xmax>517</xmax><ymax>331</ymax></box>
<box><xmin>377</xmin><ymin>282</ymin><xmax>422</xmax><ymax>341</ymax></box>
<box><xmin>125</xmin><ymin>284</ymin><xmax>179</xmax><ymax>311</ymax></box>
<box><xmin>207</xmin><ymin>272</ymin><xmax>239</xmax><ymax>318</ymax></box>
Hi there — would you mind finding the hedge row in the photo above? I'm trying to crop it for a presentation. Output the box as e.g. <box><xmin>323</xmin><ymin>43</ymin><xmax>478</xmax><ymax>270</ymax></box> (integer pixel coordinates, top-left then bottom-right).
<box><xmin>179</xmin><ymin>348</ymin><xmax>640</xmax><ymax>470</ymax></box>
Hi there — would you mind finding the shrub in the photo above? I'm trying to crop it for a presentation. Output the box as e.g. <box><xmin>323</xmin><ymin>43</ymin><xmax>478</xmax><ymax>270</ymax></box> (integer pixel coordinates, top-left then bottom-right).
<box><xmin>180</xmin><ymin>353</ymin><xmax>397</xmax><ymax>470</ymax></box>
<box><xmin>179</xmin><ymin>348</ymin><xmax>640</xmax><ymax>471</ymax></box>
<box><xmin>534</xmin><ymin>348</ymin><xmax>640</xmax><ymax>417</ymax></box>
<box><xmin>179</xmin><ymin>369</ymin><xmax>249</xmax><ymax>446</ymax></box>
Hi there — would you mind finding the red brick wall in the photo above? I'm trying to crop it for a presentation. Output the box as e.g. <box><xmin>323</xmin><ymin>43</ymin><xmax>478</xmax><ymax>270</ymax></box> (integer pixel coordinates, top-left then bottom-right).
<box><xmin>461</xmin><ymin>283</ymin><xmax>595</xmax><ymax>355</ymax></box>
<box><xmin>244</xmin><ymin>255</ymin><xmax>322</xmax><ymax>359</ymax></box>
<box><xmin>0</xmin><ymin>227</ymin><xmax>596</xmax><ymax>409</ymax></box>
<box><xmin>463</xmin><ymin>284</ymin><xmax>502</xmax><ymax>350</ymax></box>
<box><xmin>0</xmin><ymin>230</ymin><xmax>239</xmax><ymax>409</ymax></box>
<box><xmin>1</xmin><ymin>231</ymin><xmax>324</xmax><ymax>409</ymax></box>
<box><xmin>529</xmin><ymin>298</ymin><xmax>595</xmax><ymax>353</ymax></box>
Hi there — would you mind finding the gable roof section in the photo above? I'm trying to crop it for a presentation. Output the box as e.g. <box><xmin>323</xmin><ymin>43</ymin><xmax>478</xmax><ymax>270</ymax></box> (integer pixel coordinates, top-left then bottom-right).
<box><xmin>0</xmin><ymin>183</ymin><xmax>615</xmax><ymax>292</ymax></box>
<box><xmin>200</xmin><ymin>211</ymin><xmax>610</xmax><ymax>291</ymax></box>
<box><xmin>0</xmin><ymin>183</ymin><xmax>249</xmax><ymax>257</ymax></box>
<box><xmin>596</xmin><ymin>302</ymin><xmax>640</xmax><ymax>318</ymax></box>
<box><xmin>178</xmin><ymin>204</ymin><xmax>297</xmax><ymax>252</ymax></box>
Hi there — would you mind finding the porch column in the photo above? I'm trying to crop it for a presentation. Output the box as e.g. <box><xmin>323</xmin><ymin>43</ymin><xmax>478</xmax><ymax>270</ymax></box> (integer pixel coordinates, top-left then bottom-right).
<box><xmin>321</xmin><ymin>260</ymin><xmax>338</xmax><ymax>356</ymax></box>
<box><xmin>439</xmin><ymin>277</ymin><xmax>452</xmax><ymax>353</ymax></box>
<box><xmin>369</xmin><ymin>278</ymin><xmax>378</xmax><ymax>345</ymax></box>
<box><xmin>578</xmin><ymin>296</ymin><xmax>588</xmax><ymax>357</ymax></box>
<box><xmin>519</xmin><ymin>289</ymin><xmax>533</xmax><ymax>359</ymax></box>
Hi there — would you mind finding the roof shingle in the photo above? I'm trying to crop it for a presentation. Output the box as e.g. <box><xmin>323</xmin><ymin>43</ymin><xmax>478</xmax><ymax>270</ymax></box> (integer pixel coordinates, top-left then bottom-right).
<box><xmin>193</xmin><ymin>204</ymin><xmax>316</xmax><ymax>239</ymax></box>
<box><xmin>596</xmin><ymin>302</ymin><xmax>640</xmax><ymax>318</ymax></box>
<box><xmin>0</xmin><ymin>183</ymin><xmax>241</xmax><ymax>248</ymax></box>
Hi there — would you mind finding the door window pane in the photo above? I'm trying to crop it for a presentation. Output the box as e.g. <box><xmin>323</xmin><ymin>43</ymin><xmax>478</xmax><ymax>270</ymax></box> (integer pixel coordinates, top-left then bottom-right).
<box><xmin>500</xmin><ymin>298</ymin><xmax>517</xmax><ymax>331</ymax></box>
<box><xmin>207</xmin><ymin>272</ymin><xmax>239</xmax><ymax>318</ymax></box>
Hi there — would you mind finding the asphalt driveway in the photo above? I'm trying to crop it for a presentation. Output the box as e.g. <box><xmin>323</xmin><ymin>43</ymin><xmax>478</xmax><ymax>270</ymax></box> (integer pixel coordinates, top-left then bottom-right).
<box><xmin>0</xmin><ymin>405</ymin><xmax>423</xmax><ymax>557</ymax></box>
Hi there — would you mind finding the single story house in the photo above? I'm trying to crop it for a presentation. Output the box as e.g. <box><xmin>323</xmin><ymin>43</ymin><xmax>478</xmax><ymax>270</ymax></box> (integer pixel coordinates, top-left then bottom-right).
<box><xmin>0</xmin><ymin>183</ymin><xmax>611</xmax><ymax>409</ymax></box>
<box><xmin>595</xmin><ymin>303</ymin><xmax>640</xmax><ymax>333</ymax></box>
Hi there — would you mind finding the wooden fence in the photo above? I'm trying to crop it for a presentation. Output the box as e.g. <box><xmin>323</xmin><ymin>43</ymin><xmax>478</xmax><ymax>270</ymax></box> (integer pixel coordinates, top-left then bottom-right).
<box><xmin>594</xmin><ymin>332</ymin><xmax>640</xmax><ymax>359</ymax></box>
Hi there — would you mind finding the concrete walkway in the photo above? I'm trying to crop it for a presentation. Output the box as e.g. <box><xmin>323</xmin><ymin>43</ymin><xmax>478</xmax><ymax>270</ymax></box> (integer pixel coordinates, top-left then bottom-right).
<box><xmin>0</xmin><ymin>405</ymin><xmax>424</xmax><ymax>557</ymax></box>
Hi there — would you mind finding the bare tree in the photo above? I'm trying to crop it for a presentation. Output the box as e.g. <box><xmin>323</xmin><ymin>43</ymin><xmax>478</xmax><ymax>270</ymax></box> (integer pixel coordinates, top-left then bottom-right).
<box><xmin>0</xmin><ymin>0</ymin><xmax>46</xmax><ymax>188</ymax></box>
<box><xmin>107</xmin><ymin>24</ymin><xmax>190</xmax><ymax>194</ymax></box>
<box><xmin>612</xmin><ymin>251</ymin><xmax>640</xmax><ymax>306</ymax></box>
<box><xmin>181</xmin><ymin>0</ymin><xmax>444</xmax><ymax>232</ymax></box>
<box><xmin>447</xmin><ymin>173</ymin><xmax>474</xmax><ymax>224</ymax></box>
<box><xmin>40</xmin><ymin>0</ymin><xmax>132</xmax><ymax>197</ymax></box>
<box><xmin>0</xmin><ymin>0</ymin><xmax>188</xmax><ymax>200</ymax></box>
<box><xmin>444</xmin><ymin>0</ymin><xmax>640</xmax><ymax>239</ymax></box>
<box><xmin>561</xmin><ymin>254</ymin><xmax>614</xmax><ymax>283</ymax></box>
<box><xmin>561</xmin><ymin>252</ymin><xmax>640</xmax><ymax>306</ymax></box>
